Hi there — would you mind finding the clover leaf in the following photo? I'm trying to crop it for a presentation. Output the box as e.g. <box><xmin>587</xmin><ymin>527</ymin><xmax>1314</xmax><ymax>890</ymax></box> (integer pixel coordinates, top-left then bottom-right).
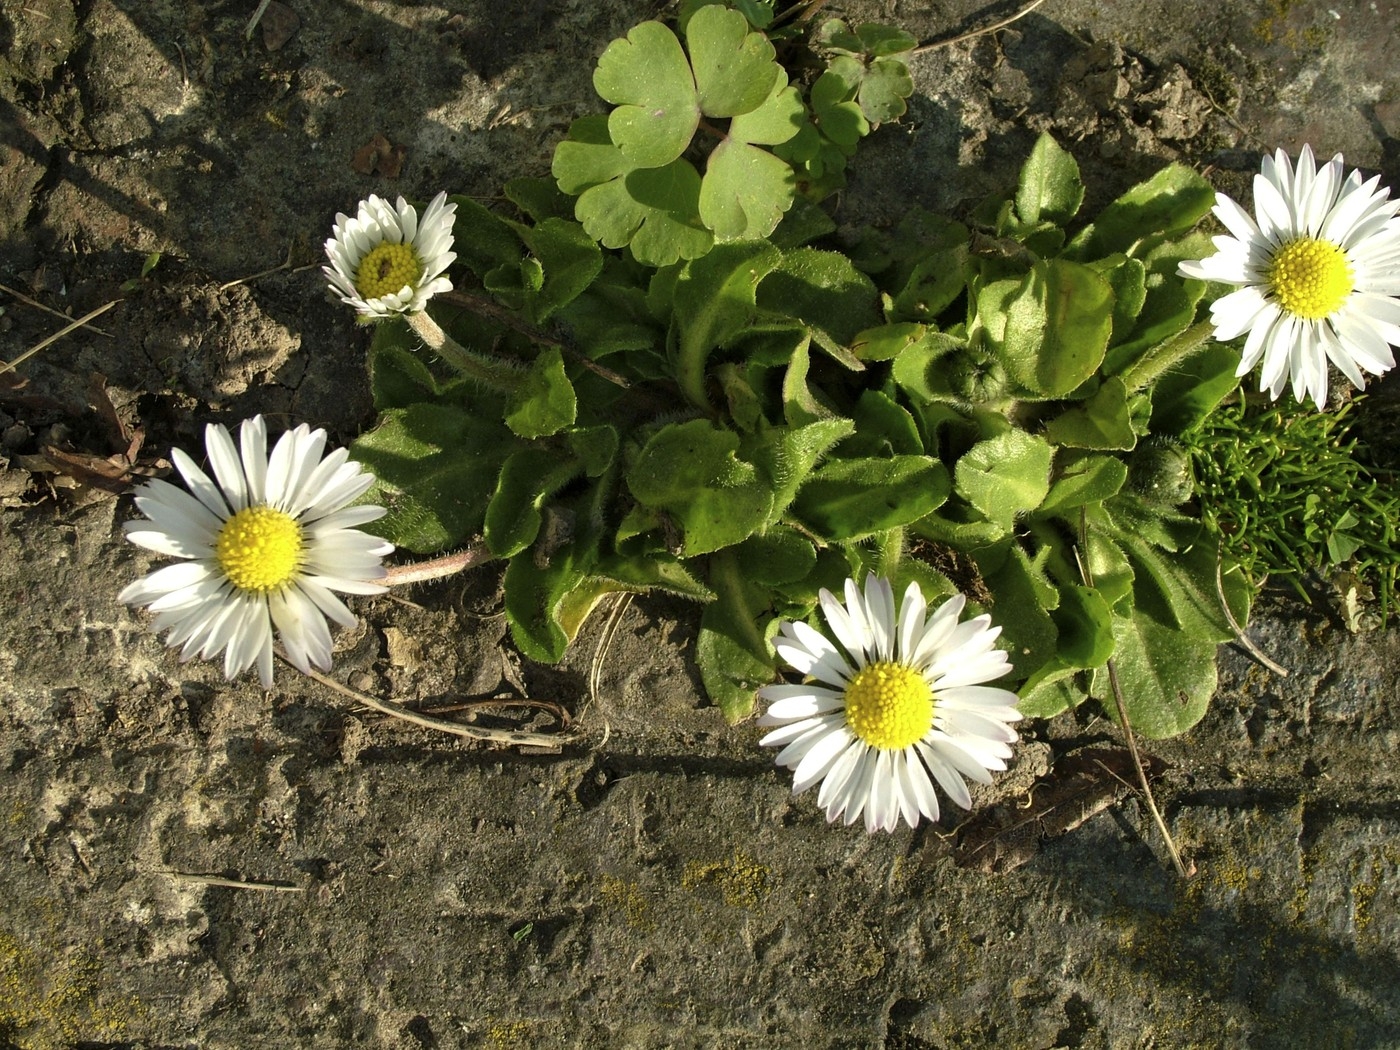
<box><xmin>594</xmin><ymin>21</ymin><xmax>698</xmax><ymax>168</ymax></box>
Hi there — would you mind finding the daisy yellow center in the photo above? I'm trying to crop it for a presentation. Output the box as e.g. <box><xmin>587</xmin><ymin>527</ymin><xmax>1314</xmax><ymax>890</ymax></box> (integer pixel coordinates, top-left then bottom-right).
<box><xmin>1266</xmin><ymin>237</ymin><xmax>1353</xmax><ymax>320</ymax></box>
<box><xmin>215</xmin><ymin>506</ymin><xmax>303</xmax><ymax>594</ymax></box>
<box><xmin>354</xmin><ymin>241</ymin><xmax>422</xmax><ymax>300</ymax></box>
<box><xmin>843</xmin><ymin>660</ymin><xmax>934</xmax><ymax>751</ymax></box>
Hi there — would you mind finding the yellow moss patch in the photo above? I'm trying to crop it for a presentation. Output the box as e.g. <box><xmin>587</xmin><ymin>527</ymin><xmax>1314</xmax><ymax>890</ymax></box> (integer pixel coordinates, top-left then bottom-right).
<box><xmin>0</xmin><ymin>920</ymin><xmax>145</xmax><ymax>1050</ymax></box>
<box><xmin>681</xmin><ymin>852</ymin><xmax>775</xmax><ymax>910</ymax></box>
<box><xmin>600</xmin><ymin>875</ymin><xmax>653</xmax><ymax>931</ymax></box>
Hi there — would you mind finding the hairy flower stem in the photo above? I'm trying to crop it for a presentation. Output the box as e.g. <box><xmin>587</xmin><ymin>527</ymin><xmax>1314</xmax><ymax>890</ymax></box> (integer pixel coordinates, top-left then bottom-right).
<box><xmin>406</xmin><ymin>310</ymin><xmax>522</xmax><ymax>392</ymax></box>
<box><xmin>1120</xmin><ymin>320</ymin><xmax>1216</xmax><ymax>394</ymax></box>
<box><xmin>384</xmin><ymin>542</ymin><xmax>495</xmax><ymax>586</ymax></box>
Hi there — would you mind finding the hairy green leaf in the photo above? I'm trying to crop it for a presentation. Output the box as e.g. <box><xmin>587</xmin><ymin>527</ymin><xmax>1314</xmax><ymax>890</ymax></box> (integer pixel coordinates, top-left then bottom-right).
<box><xmin>955</xmin><ymin>430</ymin><xmax>1053</xmax><ymax>530</ymax></box>
<box><xmin>352</xmin><ymin>403</ymin><xmax>516</xmax><ymax>553</ymax></box>
<box><xmin>793</xmin><ymin>454</ymin><xmax>950</xmax><ymax>541</ymax></box>
<box><xmin>990</xmin><ymin>259</ymin><xmax>1114</xmax><ymax>398</ymax></box>
<box><xmin>1015</xmin><ymin>133</ymin><xmax>1085</xmax><ymax>226</ymax></box>
<box><xmin>505</xmin><ymin>348</ymin><xmax>576</xmax><ymax>438</ymax></box>
<box><xmin>627</xmin><ymin>419</ymin><xmax>773</xmax><ymax>554</ymax></box>
<box><xmin>687</xmin><ymin>4</ymin><xmax>781</xmax><ymax>117</ymax></box>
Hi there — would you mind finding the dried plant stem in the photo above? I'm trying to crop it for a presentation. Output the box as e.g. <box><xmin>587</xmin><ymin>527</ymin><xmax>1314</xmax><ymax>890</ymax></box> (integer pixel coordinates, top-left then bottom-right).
<box><xmin>405</xmin><ymin>309</ymin><xmax>522</xmax><ymax>392</ymax></box>
<box><xmin>384</xmin><ymin>543</ymin><xmax>494</xmax><ymax>586</ymax></box>
<box><xmin>1104</xmin><ymin>659</ymin><xmax>1194</xmax><ymax>879</ymax></box>
<box><xmin>217</xmin><ymin>241</ymin><xmax>316</xmax><ymax>292</ymax></box>
<box><xmin>1</xmin><ymin>300</ymin><xmax>121</xmax><ymax>375</ymax></box>
<box><xmin>1074</xmin><ymin>538</ymin><xmax>1193</xmax><ymax>879</ymax></box>
<box><xmin>166</xmin><ymin>872</ymin><xmax>303</xmax><ymax>892</ymax></box>
<box><xmin>0</xmin><ymin>281</ymin><xmax>112</xmax><ymax>337</ymax></box>
<box><xmin>913</xmin><ymin>0</ymin><xmax>1053</xmax><ymax>53</ymax></box>
<box><xmin>1216</xmin><ymin>552</ymin><xmax>1289</xmax><ymax>676</ymax></box>
<box><xmin>297</xmin><ymin>660</ymin><xmax>584</xmax><ymax>747</ymax></box>
<box><xmin>245</xmin><ymin>0</ymin><xmax>274</xmax><ymax>39</ymax></box>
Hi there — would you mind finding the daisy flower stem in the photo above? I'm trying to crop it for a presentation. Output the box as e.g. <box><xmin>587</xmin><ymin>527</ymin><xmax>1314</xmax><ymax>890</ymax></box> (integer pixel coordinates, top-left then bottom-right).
<box><xmin>405</xmin><ymin>310</ymin><xmax>523</xmax><ymax>393</ymax></box>
<box><xmin>383</xmin><ymin>541</ymin><xmax>495</xmax><ymax>586</ymax></box>
<box><xmin>1119</xmin><ymin>320</ymin><xmax>1216</xmax><ymax>394</ymax></box>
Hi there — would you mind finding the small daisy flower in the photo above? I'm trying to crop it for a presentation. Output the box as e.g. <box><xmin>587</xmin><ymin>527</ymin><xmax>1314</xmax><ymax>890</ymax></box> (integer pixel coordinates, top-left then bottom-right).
<box><xmin>324</xmin><ymin>190</ymin><xmax>457</xmax><ymax>318</ymax></box>
<box><xmin>119</xmin><ymin>416</ymin><xmax>394</xmax><ymax>689</ymax></box>
<box><xmin>758</xmin><ymin>575</ymin><xmax>1022</xmax><ymax>833</ymax></box>
<box><xmin>1179</xmin><ymin>144</ymin><xmax>1400</xmax><ymax>408</ymax></box>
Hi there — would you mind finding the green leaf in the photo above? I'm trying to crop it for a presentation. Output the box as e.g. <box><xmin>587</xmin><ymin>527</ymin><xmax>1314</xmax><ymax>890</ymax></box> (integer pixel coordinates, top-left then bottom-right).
<box><xmin>848</xmin><ymin>388</ymin><xmax>923</xmax><ymax>457</ymax></box>
<box><xmin>673</xmin><ymin>241</ymin><xmax>783</xmax><ymax>406</ymax></box>
<box><xmin>954</xmin><ymin>430</ymin><xmax>1053</xmax><ymax>530</ymax></box>
<box><xmin>1037</xmin><ymin>454</ymin><xmax>1129</xmax><ymax>516</ymax></box>
<box><xmin>809</xmin><ymin>69</ymin><xmax>868</xmax><ymax>149</ymax></box>
<box><xmin>990</xmin><ymin>259</ymin><xmax>1114</xmax><ymax>398</ymax></box>
<box><xmin>700</xmin><ymin>138</ymin><xmax>797</xmax><ymax>240</ymax></box>
<box><xmin>505</xmin><ymin>348</ymin><xmax>576</xmax><ymax>439</ymax></box>
<box><xmin>891</xmin><ymin>331</ymin><xmax>962</xmax><ymax>402</ymax></box>
<box><xmin>567</xmin><ymin>424</ymin><xmax>620</xmax><ymax>477</ymax></box>
<box><xmin>857</xmin><ymin>55</ymin><xmax>914</xmax><ymax>123</ymax></box>
<box><xmin>698</xmin><ymin>600</ymin><xmax>774</xmax><ymax>722</ymax></box>
<box><xmin>504</xmin><ymin>549</ymin><xmax>582</xmax><ymax>662</ymax></box>
<box><xmin>747</xmin><ymin>417</ymin><xmax>854</xmax><ymax>520</ymax></box>
<box><xmin>737</xmin><ymin>525</ymin><xmax>817</xmax><ymax>585</ymax></box>
<box><xmin>687</xmin><ymin>3</ymin><xmax>781</xmax><ymax>117</ymax></box>
<box><xmin>1015</xmin><ymin>132</ymin><xmax>1084</xmax><ymax>226</ymax></box>
<box><xmin>975</xmin><ymin>543</ymin><xmax>1059</xmax><ymax>674</ymax></box>
<box><xmin>728</xmin><ymin>79</ymin><xmax>804</xmax><ymax>145</ymax></box>
<box><xmin>449</xmin><ymin>195</ymin><xmax>523</xmax><ymax>278</ymax></box>
<box><xmin>1089</xmin><ymin>254</ymin><xmax>1147</xmax><ymax>346</ymax></box>
<box><xmin>1092</xmin><ymin>609</ymin><xmax>1218</xmax><ymax>739</ymax></box>
<box><xmin>1149</xmin><ymin>342</ymin><xmax>1242</xmax><ymax>434</ymax></box>
<box><xmin>367</xmin><ymin>336</ymin><xmax>461</xmax><ymax>411</ymax></box>
<box><xmin>887</xmin><ymin>248</ymin><xmax>969</xmax><ymax>323</ymax></box>
<box><xmin>484</xmin><ymin>447</ymin><xmax>582</xmax><ymax>558</ymax></box>
<box><xmin>575</xmin><ymin>159</ymin><xmax>714</xmax><ymax>266</ymax></box>
<box><xmin>504</xmin><ymin>176</ymin><xmax>573</xmax><ymax>223</ymax></box>
<box><xmin>793</xmin><ymin>454</ymin><xmax>950</xmax><ymax>541</ymax></box>
<box><xmin>595</xmin><ymin>21</ymin><xmax>699</xmax><ymax>168</ymax></box>
<box><xmin>757</xmin><ymin>248</ymin><xmax>880</xmax><ymax>346</ymax></box>
<box><xmin>627</xmin><ymin>419</ymin><xmax>773</xmax><ymax>555</ymax></box>
<box><xmin>552</xmin><ymin>115</ymin><xmax>634</xmax><ymax>195</ymax></box>
<box><xmin>850</xmin><ymin>322</ymin><xmax>928</xmax><ymax>362</ymax></box>
<box><xmin>352</xmin><ymin>404</ymin><xmax>515</xmax><ymax>554</ymax></box>
<box><xmin>1044</xmin><ymin>377</ymin><xmax>1137</xmax><ymax>450</ymax></box>
<box><xmin>1069</xmin><ymin>163</ymin><xmax>1216</xmax><ymax>259</ymax></box>
<box><xmin>515</xmin><ymin>218</ymin><xmax>603</xmax><ymax>323</ymax></box>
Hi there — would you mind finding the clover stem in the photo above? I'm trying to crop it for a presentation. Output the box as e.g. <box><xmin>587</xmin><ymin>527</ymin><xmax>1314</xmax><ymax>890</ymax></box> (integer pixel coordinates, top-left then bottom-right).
<box><xmin>405</xmin><ymin>309</ymin><xmax>523</xmax><ymax>392</ymax></box>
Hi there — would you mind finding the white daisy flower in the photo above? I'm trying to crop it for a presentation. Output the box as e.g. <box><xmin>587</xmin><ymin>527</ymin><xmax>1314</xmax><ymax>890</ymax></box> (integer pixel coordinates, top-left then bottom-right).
<box><xmin>1179</xmin><ymin>144</ymin><xmax>1400</xmax><ymax>408</ymax></box>
<box><xmin>119</xmin><ymin>416</ymin><xmax>394</xmax><ymax>689</ymax></box>
<box><xmin>758</xmin><ymin>574</ymin><xmax>1022</xmax><ymax>834</ymax></box>
<box><xmin>323</xmin><ymin>190</ymin><xmax>457</xmax><ymax>318</ymax></box>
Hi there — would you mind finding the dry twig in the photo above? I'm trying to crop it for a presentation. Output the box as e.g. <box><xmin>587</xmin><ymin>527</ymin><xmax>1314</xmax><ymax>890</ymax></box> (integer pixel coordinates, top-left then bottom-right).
<box><xmin>1</xmin><ymin>300</ymin><xmax>121</xmax><ymax>375</ymax></box>
<box><xmin>913</xmin><ymin>0</ymin><xmax>1052</xmax><ymax>53</ymax></box>
<box><xmin>0</xmin><ymin>281</ymin><xmax>112</xmax><ymax>337</ymax></box>
<box><xmin>166</xmin><ymin>871</ymin><xmax>303</xmax><ymax>892</ymax></box>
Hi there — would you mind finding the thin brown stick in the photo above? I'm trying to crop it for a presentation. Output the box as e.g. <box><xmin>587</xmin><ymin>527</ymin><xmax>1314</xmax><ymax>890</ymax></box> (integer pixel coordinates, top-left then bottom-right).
<box><xmin>0</xmin><ymin>281</ymin><xmax>112</xmax><ymax>337</ymax></box>
<box><xmin>217</xmin><ymin>242</ymin><xmax>316</xmax><ymax>292</ymax></box>
<box><xmin>1104</xmin><ymin>660</ymin><xmax>1194</xmax><ymax>878</ymax></box>
<box><xmin>1074</xmin><ymin>540</ymin><xmax>1193</xmax><ymax>880</ymax></box>
<box><xmin>296</xmin><ymin>660</ymin><xmax>584</xmax><ymax>747</ymax></box>
<box><xmin>1</xmin><ymin>300</ymin><xmax>121</xmax><ymax>375</ymax></box>
<box><xmin>912</xmin><ymin>0</ymin><xmax>1052</xmax><ymax>53</ymax></box>
<box><xmin>1216</xmin><ymin>551</ymin><xmax>1288</xmax><ymax>676</ymax></box>
<box><xmin>166</xmin><ymin>872</ymin><xmax>303</xmax><ymax>892</ymax></box>
<box><xmin>384</xmin><ymin>542</ymin><xmax>495</xmax><ymax>586</ymax></box>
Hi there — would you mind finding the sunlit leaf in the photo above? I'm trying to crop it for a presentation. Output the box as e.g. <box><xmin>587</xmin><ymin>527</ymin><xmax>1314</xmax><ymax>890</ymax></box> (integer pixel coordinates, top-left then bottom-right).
<box><xmin>595</xmin><ymin>21</ymin><xmax>698</xmax><ymax>168</ymax></box>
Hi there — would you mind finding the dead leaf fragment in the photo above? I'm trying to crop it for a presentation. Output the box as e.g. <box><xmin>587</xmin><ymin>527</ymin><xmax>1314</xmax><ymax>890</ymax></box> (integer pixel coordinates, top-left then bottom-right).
<box><xmin>260</xmin><ymin>1</ymin><xmax>301</xmax><ymax>51</ymax></box>
<box><xmin>382</xmin><ymin>627</ymin><xmax>422</xmax><ymax>672</ymax></box>
<box><xmin>954</xmin><ymin>747</ymin><xmax>1168</xmax><ymax>874</ymax></box>
<box><xmin>350</xmin><ymin>133</ymin><xmax>407</xmax><ymax>179</ymax></box>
